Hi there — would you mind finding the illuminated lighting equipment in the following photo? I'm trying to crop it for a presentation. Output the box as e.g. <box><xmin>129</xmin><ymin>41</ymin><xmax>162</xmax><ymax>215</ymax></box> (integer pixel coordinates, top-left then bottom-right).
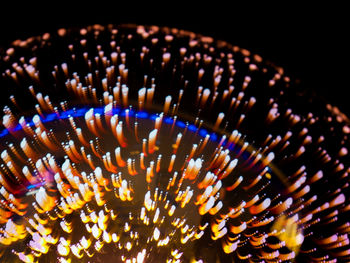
<box><xmin>0</xmin><ymin>24</ymin><xmax>349</xmax><ymax>262</ymax></box>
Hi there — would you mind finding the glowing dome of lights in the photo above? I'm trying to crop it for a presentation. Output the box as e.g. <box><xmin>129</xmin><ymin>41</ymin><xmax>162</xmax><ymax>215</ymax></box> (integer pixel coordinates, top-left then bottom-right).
<box><xmin>0</xmin><ymin>24</ymin><xmax>349</xmax><ymax>262</ymax></box>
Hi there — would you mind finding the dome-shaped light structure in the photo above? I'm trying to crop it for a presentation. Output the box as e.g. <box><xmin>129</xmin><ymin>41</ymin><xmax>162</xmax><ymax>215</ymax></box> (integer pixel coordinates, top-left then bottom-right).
<box><xmin>0</xmin><ymin>24</ymin><xmax>349</xmax><ymax>262</ymax></box>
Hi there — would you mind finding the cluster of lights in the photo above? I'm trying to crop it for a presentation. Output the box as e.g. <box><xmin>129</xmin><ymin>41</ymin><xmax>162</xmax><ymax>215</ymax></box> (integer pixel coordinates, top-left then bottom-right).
<box><xmin>0</xmin><ymin>24</ymin><xmax>349</xmax><ymax>262</ymax></box>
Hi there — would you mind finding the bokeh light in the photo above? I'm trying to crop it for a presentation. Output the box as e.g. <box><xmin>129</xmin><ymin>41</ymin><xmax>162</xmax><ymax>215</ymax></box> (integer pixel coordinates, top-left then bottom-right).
<box><xmin>0</xmin><ymin>24</ymin><xmax>349</xmax><ymax>262</ymax></box>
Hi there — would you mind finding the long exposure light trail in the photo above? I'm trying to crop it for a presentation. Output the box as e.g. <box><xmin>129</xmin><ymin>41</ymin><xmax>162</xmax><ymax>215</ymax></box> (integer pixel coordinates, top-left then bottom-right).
<box><xmin>0</xmin><ymin>24</ymin><xmax>349</xmax><ymax>262</ymax></box>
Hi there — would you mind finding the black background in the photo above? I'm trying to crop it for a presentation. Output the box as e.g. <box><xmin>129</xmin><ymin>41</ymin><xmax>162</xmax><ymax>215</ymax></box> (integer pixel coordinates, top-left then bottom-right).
<box><xmin>1</xmin><ymin>2</ymin><xmax>349</xmax><ymax>115</ymax></box>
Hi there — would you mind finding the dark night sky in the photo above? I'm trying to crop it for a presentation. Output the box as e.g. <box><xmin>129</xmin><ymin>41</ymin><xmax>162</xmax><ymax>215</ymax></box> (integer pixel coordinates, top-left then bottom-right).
<box><xmin>1</xmin><ymin>2</ymin><xmax>349</xmax><ymax>115</ymax></box>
